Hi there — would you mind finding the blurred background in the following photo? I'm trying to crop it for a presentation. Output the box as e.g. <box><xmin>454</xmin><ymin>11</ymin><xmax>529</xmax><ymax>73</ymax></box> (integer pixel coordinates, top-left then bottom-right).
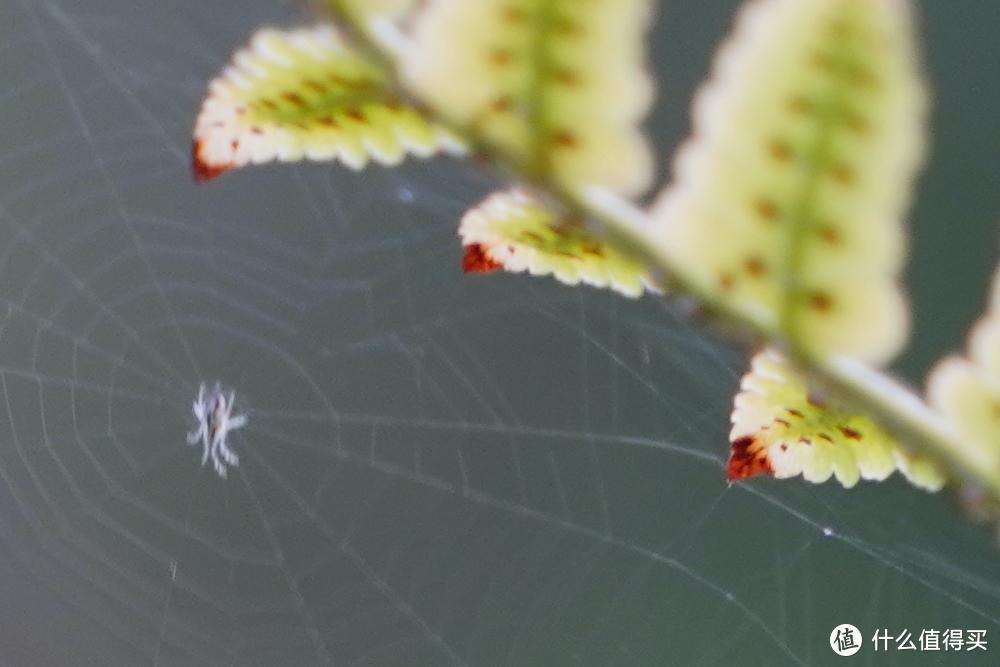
<box><xmin>0</xmin><ymin>1</ymin><xmax>998</xmax><ymax>665</ymax></box>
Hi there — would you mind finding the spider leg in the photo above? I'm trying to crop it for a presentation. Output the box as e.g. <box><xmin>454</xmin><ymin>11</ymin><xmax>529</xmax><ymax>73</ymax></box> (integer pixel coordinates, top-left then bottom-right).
<box><xmin>211</xmin><ymin>441</ymin><xmax>228</xmax><ymax>478</ymax></box>
<box><xmin>186</xmin><ymin>425</ymin><xmax>203</xmax><ymax>446</ymax></box>
<box><xmin>201</xmin><ymin>436</ymin><xmax>211</xmax><ymax>465</ymax></box>
<box><xmin>219</xmin><ymin>437</ymin><xmax>239</xmax><ymax>466</ymax></box>
<box><xmin>228</xmin><ymin>414</ymin><xmax>247</xmax><ymax>431</ymax></box>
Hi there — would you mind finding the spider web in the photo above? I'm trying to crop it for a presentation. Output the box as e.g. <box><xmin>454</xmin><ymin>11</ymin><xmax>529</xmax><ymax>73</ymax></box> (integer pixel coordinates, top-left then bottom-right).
<box><xmin>1</xmin><ymin>1</ymin><xmax>999</xmax><ymax>665</ymax></box>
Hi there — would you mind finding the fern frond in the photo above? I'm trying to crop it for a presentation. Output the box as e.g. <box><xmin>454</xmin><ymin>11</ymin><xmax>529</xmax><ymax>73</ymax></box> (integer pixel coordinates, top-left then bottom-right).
<box><xmin>400</xmin><ymin>0</ymin><xmax>655</xmax><ymax>196</ymax></box>
<box><xmin>651</xmin><ymin>0</ymin><xmax>926</xmax><ymax>365</ymax></box>
<box><xmin>730</xmin><ymin>350</ymin><xmax>945</xmax><ymax>491</ymax></box>
<box><xmin>193</xmin><ymin>26</ymin><xmax>461</xmax><ymax>181</ymax></box>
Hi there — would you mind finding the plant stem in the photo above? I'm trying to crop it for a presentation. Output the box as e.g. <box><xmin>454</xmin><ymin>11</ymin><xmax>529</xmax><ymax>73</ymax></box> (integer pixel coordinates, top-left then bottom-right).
<box><xmin>326</xmin><ymin>3</ymin><xmax>1000</xmax><ymax>504</ymax></box>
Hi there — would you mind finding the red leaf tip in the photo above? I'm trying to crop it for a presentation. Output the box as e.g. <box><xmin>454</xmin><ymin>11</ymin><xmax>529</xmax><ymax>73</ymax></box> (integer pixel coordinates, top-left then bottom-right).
<box><xmin>462</xmin><ymin>244</ymin><xmax>502</xmax><ymax>273</ymax></box>
<box><xmin>192</xmin><ymin>139</ymin><xmax>230</xmax><ymax>183</ymax></box>
<box><xmin>727</xmin><ymin>435</ymin><xmax>773</xmax><ymax>481</ymax></box>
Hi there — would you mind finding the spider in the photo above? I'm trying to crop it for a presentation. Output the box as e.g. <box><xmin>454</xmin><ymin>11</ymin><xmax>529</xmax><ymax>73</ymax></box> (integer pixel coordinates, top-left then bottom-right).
<box><xmin>187</xmin><ymin>382</ymin><xmax>247</xmax><ymax>478</ymax></box>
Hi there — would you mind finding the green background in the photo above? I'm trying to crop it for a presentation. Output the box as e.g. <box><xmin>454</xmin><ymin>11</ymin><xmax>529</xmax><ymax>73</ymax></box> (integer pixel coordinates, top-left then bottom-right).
<box><xmin>0</xmin><ymin>1</ymin><xmax>998</xmax><ymax>665</ymax></box>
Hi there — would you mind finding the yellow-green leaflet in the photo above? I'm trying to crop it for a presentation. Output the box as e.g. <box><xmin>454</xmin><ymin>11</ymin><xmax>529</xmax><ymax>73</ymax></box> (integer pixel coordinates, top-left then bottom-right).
<box><xmin>401</xmin><ymin>0</ymin><xmax>655</xmax><ymax>196</ymax></box>
<box><xmin>730</xmin><ymin>350</ymin><xmax>944</xmax><ymax>491</ymax></box>
<box><xmin>318</xmin><ymin>0</ymin><xmax>416</xmax><ymax>23</ymax></box>
<box><xmin>651</xmin><ymin>0</ymin><xmax>926</xmax><ymax>365</ymax></box>
<box><xmin>927</xmin><ymin>269</ymin><xmax>1000</xmax><ymax>476</ymax></box>
<box><xmin>459</xmin><ymin>189</ymin><xmax>656</xmax><ymax>297</ymax></box>
<box><xmin>193</xmin><ymin>26</ymin><xmax>461</xmax><ymax>180</ymax></box>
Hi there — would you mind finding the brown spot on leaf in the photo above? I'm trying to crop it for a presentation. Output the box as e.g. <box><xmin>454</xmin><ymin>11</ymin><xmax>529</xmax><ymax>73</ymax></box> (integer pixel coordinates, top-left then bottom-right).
<box><xmin>787</xmin><ymin>95</ymin><xmax>814</xmax><ymax>115</ymax></box>
<box><xmin>817</xmin><ymin>225</ymin><xmax>841</xmax><ymax>245</ymax></box>
<box><xmin>753</xmin><ymin>198</ymin><xmax>780</xmax><ymax>223</ymax></box>
<box><xmin>829</xmin><ymin>162</ymin><xmax>855</xmax><ymax>185</ymax></box>
<box><xmin>727</xmin><ymin>436</ymin><xmax>774</xmax><ymax>481</ymax></box>
<box><xmin>839</xmin><ymin>426</ymin><xmax>863</xmax><ymax>440</ymax></box>
<box><xmin>552</xmin><ymin>130</ymin><xmax>578</xmax><ymax>148</ymax></box>
<box><xmin>719</xmin><ymin>273</ymin><xmax>735</xmax><ymax>291</ymax></box>
<box><xmin>554</xmin><ymin>69</ymin><xmax>580</xmax><ymax>87</ymax></box>
<box><xmin>345</xmin><ymin>109</ymin><xmax>367</xmax><ymax>123</ymax></box>
<box><xmin>557</xmin><ymin>214</ymin><xmax>585</xmax><ymax>231</ymax></box>
<box><xmin>491</xmin><ymin>96</ymin><xmax>513</xmax><ymax>113</ymax></box>
<box><xmin>282</xmin><ymin>92</ymin><xmax>306</xmax><ymax>107</ymax></box>
<box><xmin>501</xmin><ymin>6</ymin><xmax>526</xmax><ymax>24</ymax></box>
<box><xmin>845</xmin><ymin>112</ymin><xmax>869</xmax><ymax>135</ymax></box>
<box><xmin>553</xmin><ymin>17</ymin><xmax>582</xmax><ymax>37</ymax></box>
<box><xmin>462</xmin><ymin>244</ymin><xmax>502</xmax><ymax>273</ymax></box>
<box><xmin>829</xmin><ymin>19</ymin><xmax>854</xmax><ymax>39</ymax></box>
<box><xmin>849</xmin><ymin>65</ymin><xmax>878</xmax><ymax>89</ymax></box>
<box><xmin>812</xmin><ymin>50</ymin><xmax>835</xmax><ymax>72</ymax></box>
<box><xmin>192</xmin><ymin>139</ymin><xmax>230</xmax><ymax>183</ymax></box>
<box><xmin>787</xmin><ymin>408</ymin><xmax>804</xmax><ymax>419</ymax></box>
<box><xmin>744</xmin><ymin>256</ymin><xmax>767</xmax><ymax>277</ymax></box>
<box><xmin>807</xmin><ymin>392</ymin><xmax>827</xmax><ymax>408</ymax></box>
<box><xmin>489</xmin><ymin>48</ymin><xmax>514</xmax><ymax>66</ymax></box>
<box><xmin>327</xmin><ymin>73</ymin><xmax>351</xmax><ymax>87</ymax></box>
<box><xmin>768</xmin><ymin>139</ymin><xmax>794</xmax><ymax>162</ymax></box>
<box><xmin>808</xmin><ymin>291</ymin><xmax>833</xmax><ymax>312</ymax></box>
<box><xmin>819</xmin><ymin>433</ymin><xmax>834</xmax><ymax>443</ymax></box>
